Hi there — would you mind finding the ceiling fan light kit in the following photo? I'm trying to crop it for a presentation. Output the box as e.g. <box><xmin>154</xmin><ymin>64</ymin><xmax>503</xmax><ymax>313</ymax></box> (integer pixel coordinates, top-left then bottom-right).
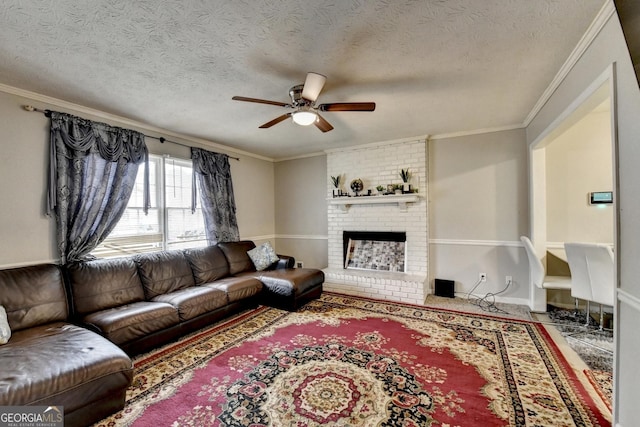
<box><xmin>232</xmin><ymin>72</ymin><xmax>375</xmax><ymax>133</ymax></box>
<box><xmin>291</xmin><ymin>109</ymin><xmax>317</xmax><ymax>126</ymax></box>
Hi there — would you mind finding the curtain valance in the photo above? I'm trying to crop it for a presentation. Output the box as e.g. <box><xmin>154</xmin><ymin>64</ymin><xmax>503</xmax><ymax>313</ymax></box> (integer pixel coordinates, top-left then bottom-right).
<box><xmin>47</xmin><ymin>111</ymin><xmax>149</xmax><ymax>216</ymax></box>
<box><xmin>49</xmin><ymin>111</ymin><xmax>147</xmax><ymax>162</ymax></box>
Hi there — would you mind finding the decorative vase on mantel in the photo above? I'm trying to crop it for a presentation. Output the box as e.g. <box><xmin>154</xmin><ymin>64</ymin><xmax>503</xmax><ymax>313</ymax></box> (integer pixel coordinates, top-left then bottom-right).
<box><xmin>331</xmin><ymin>175</ymin><xmax>342</xmax><ymax>198</ymax></box>
<box><xmin>400</xmin><ymin>168</ymin><xmax>412</xmax><ymax>193</ymax></box>
<box><xmin>350</xmin><ymin>178</ymin><xmax>364</xmax><ymax>196</ymax></box>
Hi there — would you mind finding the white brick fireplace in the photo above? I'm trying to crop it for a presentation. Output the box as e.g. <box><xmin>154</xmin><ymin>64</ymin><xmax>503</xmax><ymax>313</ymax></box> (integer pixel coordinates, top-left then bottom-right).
<box><xmin>323</xmin><ymin>138</ymin><xmax>428</xmax><ymax>305</ymax></box>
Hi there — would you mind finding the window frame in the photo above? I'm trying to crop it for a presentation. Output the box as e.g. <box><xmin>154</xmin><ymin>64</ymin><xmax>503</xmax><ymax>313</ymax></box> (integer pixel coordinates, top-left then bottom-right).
<box><xmin>92</xmin><ymin>154</ymin><xmax>206</xmax><ymax>258</ymax></box>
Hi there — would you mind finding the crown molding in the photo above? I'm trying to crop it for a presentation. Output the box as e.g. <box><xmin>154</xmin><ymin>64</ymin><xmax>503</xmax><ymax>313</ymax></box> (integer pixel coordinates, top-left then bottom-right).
<box><xmin>324</xmin><ymin>135</ymin><xmax>428</xmax><ymax>154</ymax></box>
<box><xmin>523</xmin><ymin>0</ymin><xmax>616</xmax><ymax>127</ymax></box>
<box><xmin>0</xmin><ymin>83</ymin><xmax>274</xmax><ymax>162</ymax></box>
<box><xmin>274</xmin><ymin>151</ymin><xmax>327</xmax><ymax>162</ymax></box>
<box><xmin>428</xmin><ymin>124</ymin><xmax>524</xmax><ymax>141</ymax></box>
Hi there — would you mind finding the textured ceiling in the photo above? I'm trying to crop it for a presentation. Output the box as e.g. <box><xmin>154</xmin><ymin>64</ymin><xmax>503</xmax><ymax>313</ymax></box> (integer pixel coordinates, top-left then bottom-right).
<box><xmin>0</xmin><ymin>0</ymin><xmax>606</xmax><ymax>159</ymax></box>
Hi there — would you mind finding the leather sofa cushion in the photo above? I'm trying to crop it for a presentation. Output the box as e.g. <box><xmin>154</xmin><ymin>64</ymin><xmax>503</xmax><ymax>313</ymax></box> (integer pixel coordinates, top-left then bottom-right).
<box><xmin>0</xmin><ymin>264</ymin><xmax>68</xmax><ymax>332</ymax></box>
<box><xmin>206</xmin><ymin>276</ymin><xmax>263</xmax><ymax>302</ymax></box>
<box><xmin>152</xmin><ymin>286</ymin><xmax>227</xmax><ymax>321</ymax></box>
<box><xmin>135</xmin><ymin>250</ymin><xmax>196</xmax><ymax>299</ymax></box>
<box><xmin>218</xmin><ymin>241</ymin><xmax>257</xmax><ymax>275</ymax></box>
<box><xmin>245</xmin><ymin>268</ymin><xmax>325</xmax><ymax>297</ymax></box>
<box><xmin>0</xmin><ymin>322</ymin><xmax>132</xmax><ymax>411</ymax></box>
<box><xmin>66</xmin><ymin>257</ymin><xmax>145</xmax><ymax>316</ymax></box>
<box><xmin>184</xmin><ymin>245</ymin><xmax>230</xmax><ymax>283</ymax></box>
<box><xmin>82</xmin><ymin>302</ymin><xmax>179</xmax><ymax>346</ymax></box>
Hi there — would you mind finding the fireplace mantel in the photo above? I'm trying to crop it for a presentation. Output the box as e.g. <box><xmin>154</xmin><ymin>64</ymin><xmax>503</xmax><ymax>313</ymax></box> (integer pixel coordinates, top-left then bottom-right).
<box><xmin>328</xmin><ymin>194</ymin><xmax>419</xmax><ymax>212</ymax></box>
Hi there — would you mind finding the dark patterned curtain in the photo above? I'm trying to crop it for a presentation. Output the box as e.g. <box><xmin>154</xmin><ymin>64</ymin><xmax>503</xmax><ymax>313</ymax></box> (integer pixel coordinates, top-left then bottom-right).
<box><xmin>191</xmin><ymin>147</ymin><xmax>239</xmax><ymax>244</ymax></box>
<box><xmin>47</xmin><ymin>111</ymin><xmax>149</xmax><ymax>264</ymax></box>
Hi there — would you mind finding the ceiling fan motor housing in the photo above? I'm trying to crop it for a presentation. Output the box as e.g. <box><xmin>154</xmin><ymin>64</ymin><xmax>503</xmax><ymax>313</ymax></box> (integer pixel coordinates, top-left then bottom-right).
<box><xmin>289</xmin><ymin>84</ymin><xmax>310</xmax><ymax>107</ymax></box>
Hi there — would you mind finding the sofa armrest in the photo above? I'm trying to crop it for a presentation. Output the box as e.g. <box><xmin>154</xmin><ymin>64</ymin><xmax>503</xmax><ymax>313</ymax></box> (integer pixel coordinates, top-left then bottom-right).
<box><xmin>270</xmin><ymin>255</ymin><xmax>295</xmax><ymax>270</ymax></box>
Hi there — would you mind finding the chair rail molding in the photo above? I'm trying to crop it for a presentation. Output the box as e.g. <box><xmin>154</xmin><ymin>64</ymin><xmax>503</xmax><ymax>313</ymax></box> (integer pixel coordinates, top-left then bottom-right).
<box><xmin>617</xmin><ymin>289</ymin><xmax>640</xmax><ymax>313</ymax></box>
<box><xmin>275</xmin><ymin>234</ymin><xmax>328</xmax><ymax>240</ymax></box>
<box><xmin>429</xmin><ymin>239</ymin><xmax>522</xmax><ymax>247</ymax></box>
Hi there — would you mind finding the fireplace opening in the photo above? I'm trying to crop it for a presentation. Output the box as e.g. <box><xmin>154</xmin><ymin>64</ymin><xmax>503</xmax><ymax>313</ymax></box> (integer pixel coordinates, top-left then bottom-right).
<box><xmin>343</xmin><ymin>231</ymin><xmax>407</xmax><ymax>272</ymax></box>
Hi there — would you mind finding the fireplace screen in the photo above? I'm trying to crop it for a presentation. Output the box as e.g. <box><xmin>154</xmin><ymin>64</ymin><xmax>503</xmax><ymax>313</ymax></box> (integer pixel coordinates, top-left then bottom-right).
<box><xmin>344</xmin><ymin>238</ymin><xmax>406</xmax><ymax>272</ymax></box>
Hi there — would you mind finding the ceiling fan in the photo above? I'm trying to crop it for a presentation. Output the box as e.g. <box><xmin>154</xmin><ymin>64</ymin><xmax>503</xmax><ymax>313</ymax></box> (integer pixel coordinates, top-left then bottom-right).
<box><xmin>232</xmin><ymin>72</ymin><xmax>376</xmax><ymax>132</ymax></box>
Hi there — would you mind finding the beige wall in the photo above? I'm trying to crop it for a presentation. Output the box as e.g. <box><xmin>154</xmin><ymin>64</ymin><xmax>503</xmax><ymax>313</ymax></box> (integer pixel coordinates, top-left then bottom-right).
<box><xmin>0</xmin><ymin>90</ymin><xmax>276</xmax><ymax>268</ymax></box>
<box><xmin>429</xmin><ymin>129</ymin><xmax>528</xmax><ymax>241</ymax></box>
<box><xmin>428</xmin><ymin>128</ymin><xmax>530</xmax><ymax>303</ymax></box>
<box><xmin>545</xmin><ymin>108</ymin><xmax>613</xmax><ymax>245</ymax></box>
<box><xmin>234</xmin><ymin>155</ymin><xmax>276</xmax><ymax>241</ymax></box>
<box><xmin>0</xmin><ymin>91</ymin><xmax>57</xmax><ymax>265</ymax></box>
<box><xmin>274</xmin><ymin>155</ymin><xmax>328</xmax><ymax>269</ymax></box>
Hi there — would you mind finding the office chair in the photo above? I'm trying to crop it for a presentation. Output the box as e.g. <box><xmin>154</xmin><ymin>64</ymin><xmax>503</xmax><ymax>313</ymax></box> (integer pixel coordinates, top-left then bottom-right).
<box><xmin>521</xmin><ymin>236</ymin><xmax>572</xmax><ymax>298</ymax></box>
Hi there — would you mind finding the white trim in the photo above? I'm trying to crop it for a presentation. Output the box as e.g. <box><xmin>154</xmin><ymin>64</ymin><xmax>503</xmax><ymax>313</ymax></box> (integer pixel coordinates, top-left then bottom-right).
<box><xmin>547</xmin><ymin>241</ymin><xmax>614</xmax><ymax>250</ymax></box>
<box><xmin>275</xmin><ymin>234</ymin><xmax>328</xmax><ymax>240</ymax></box>
<box><xmin>429</xmin><ymin>239</ymin><xmax>522</xmax><ymax>248</ymax></box>
<box><xmin>546</xmin><ymin>242</ymin><xmax>566</xmax><ymax>250</ymax></box>
<box><xmin>530</xmin><ymin>64</ymin><xmax>615</xmax><ymax>148</ymax></box>
<box><xmin>489</xmin><ymin>295</ymin><xmax>530</xmax><ymax>307</ymax></box>
<box><xmin>429</xmin><ymin>124</ymin><xmax>524</xmax><ymax>141</ymax></box>
<box><xmin>274</xmin><ymin>152</ymin><xmax>326</xmax><ymax>162</ymax></box>
<box><xmin>0</xmin><ymin>259</ymin><xmax>60</xmax><ymax>269</ymax></box>
<box><xmin>617</xmin><ymin>289</ymin><xmax>640</xmax><ymax>313</ymax></box>
<box><xmin>0</xmin><ymin>83</ymin><xmax>274</xmax><ymax>162</ymax></box>
<box><xmin>0</xmin><ymin>236</ymin><xmax>330</xmax><ymax>268</ymax></box>
<box><xmin>523</xmin><ymin>1</ymin><xmax>615</xmax><ymax>127</ymax></box>
<box><xmin>240</xmin><ymin>234</ymin><xmax>276</xmax><ymax>242</ymax></box>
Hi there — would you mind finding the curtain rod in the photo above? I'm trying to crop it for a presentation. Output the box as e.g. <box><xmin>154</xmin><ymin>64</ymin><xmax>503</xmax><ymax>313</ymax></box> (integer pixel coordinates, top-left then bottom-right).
<box><xmin>23</xmin><ymin>105</ymin><xmax>240</xmax><ymax>161</ymax></box>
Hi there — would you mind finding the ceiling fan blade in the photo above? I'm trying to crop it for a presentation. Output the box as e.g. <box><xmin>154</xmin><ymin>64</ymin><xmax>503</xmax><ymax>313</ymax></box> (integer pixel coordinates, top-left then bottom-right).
<box><xmin>259</xmin><ymin>113</ymin><xmax>292</xmax><ymax>128</ymax></box>
<box><xmin>319</xmin><ymin>102</ymin><xmax>376</xmax><ymax>112</ymax></box>
<box><xmin>232</xmin><ymin>96</ymin><xmax>289</xmax><ymax>107</ymax></box>
<box><xmin>314</xmin><ymin>114</ymin><xmax>334</xmax><ymax>133</ymax></box>
<box><xmin>301</xmin><ymin>72</ymin><xmax>327</xmax><ymax>102</ymax></box>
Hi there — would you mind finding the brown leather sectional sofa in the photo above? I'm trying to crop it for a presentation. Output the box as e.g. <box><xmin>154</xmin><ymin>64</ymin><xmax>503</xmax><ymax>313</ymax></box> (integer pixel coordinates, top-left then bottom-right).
<box><xmin>0</xmin><ymin>240</ymin><xmax>324</xmax><ymax>427</ymax></box>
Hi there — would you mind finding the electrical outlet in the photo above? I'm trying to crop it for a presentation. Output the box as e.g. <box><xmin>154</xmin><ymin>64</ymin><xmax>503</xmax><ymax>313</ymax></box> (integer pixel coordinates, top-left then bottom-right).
<box><xmin>479</xmin><ymin>272</ymin><xmax>487</xmax><ymax>282</ymax></box>
<box><xmin>296</xmin><ymin>261</ymin><xmax>304</xmax><ymax>268</ymax></box>
<box><xmin>505</xmin><ymin>275</ymin><xmax>512</xmax><ymax>285</ymax></box>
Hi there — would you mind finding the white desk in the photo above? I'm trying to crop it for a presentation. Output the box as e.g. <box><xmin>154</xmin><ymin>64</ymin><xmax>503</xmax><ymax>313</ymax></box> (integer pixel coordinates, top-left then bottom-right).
<box><xmin>547</xmin><ymin>242</ymin><xmax>614</xmax><ymax>262</ymax></box>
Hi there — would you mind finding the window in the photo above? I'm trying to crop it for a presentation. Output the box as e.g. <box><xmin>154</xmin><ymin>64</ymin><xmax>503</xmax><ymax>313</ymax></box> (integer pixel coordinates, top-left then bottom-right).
<box><xmin>92</xmin><ymin>155</ymin><xmax>207</xmax><ymax>258</ymax></box>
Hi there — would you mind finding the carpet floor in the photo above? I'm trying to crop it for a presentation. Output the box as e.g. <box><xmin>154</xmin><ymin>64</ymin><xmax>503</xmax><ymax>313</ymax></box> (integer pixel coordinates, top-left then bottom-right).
<box><xmin>95</xmin><ymin>293</ymin><xmax>610</xmax><ymax>426</ymax></box>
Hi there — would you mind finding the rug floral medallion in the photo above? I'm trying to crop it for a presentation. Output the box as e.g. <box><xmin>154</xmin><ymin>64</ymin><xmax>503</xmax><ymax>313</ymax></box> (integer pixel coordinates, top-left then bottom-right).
<box><xmin>96</xmin><ymin>293</ymin><xmax>610</xmax><ymax>426</ymax></box>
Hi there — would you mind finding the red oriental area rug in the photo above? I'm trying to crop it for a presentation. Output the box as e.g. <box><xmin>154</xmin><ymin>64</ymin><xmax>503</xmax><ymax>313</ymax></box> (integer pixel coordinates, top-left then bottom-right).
<box><xmin>96</xmin><ymin>293</ymin><xmax>610</xmax><ymax>426</ymax></box>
